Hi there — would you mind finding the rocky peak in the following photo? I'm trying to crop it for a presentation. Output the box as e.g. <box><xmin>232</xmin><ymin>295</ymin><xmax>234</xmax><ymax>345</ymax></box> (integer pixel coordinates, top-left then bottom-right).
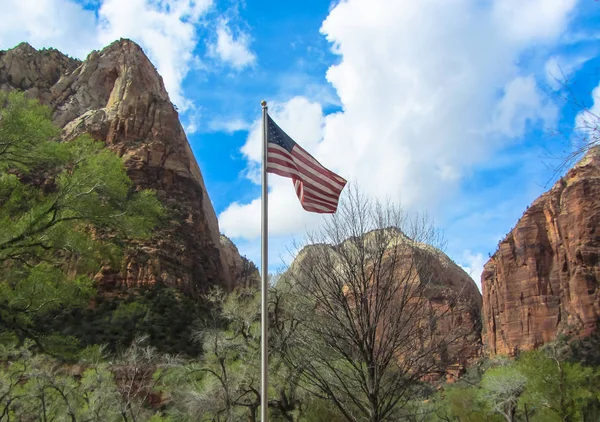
<box><xmin>301</xmin><ymin>227</ymin><xmax>482</xmax><ymax>307</ymax></box>
<box><xmin>482</xmin><ymin>146</ymin><xmax>600</xmax><ymax>356</ymax></box>
<box><xmin>52</xmin><ymin>39</ymin><xmax>169</xmax><ymax>128</ymax></box>
<box><xmin>0</xmin><ymin>39</ymin><xmax>247</xmax><ymax>295</ymax></box>
<box><xmin>288</xmin><ymin>228</ymin><xmax>483</xmax><ymax>378</ymax></box>
<box><xmin>0</xmin><ymin>42</ymin><xmax>79</xmax><ymax>95</ymax></box>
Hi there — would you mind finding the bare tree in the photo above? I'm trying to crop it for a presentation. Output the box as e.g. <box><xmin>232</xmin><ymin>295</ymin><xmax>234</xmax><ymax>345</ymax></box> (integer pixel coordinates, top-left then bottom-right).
<box><xmin>282</xmin><ymin>185</ymin><xmax>475</xmax><ymax>422</ymax></box>
<box><xmin>114</xmin><ymin>335</ymin><xmax>178</xmax><ymax>422</ymax></box>
<box><xmin>176</xmin><ymin>287</ymin><xmax>308</xmax><ymax>422</ymax></box>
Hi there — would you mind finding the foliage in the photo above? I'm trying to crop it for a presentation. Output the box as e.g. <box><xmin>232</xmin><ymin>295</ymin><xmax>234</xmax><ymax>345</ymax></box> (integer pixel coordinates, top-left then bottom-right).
<box><xmin>432</xmin><ymin>386</ymin><xmax>501</xmax><ymax>422</ymax></box>
<box><xmin>1</xmin><ymin>285</ymin><xmax>600</xmax><ymax>422</ymax></box>
<box><xmin>426</xmin><ymin>347</ymin><xmax>600</xmax><ymax>422</ymax></box>
<box><xmin>0</xmin><ymin>338</ymin><xmax>175</xmax><ymax>422</ymax></box>
<box><xmin>159</xmin><ymin>286</ymin><xmax>309</xmax><ymax>422</ymax></box>
<box><xmin>39</xmin><ymin>284</ymin><xmax>211</xmax><ymax>356</ymax></box>
<box><xmin>0</xmin><ymin>91</ymin><xmax>62</xmax><ymax>173</ymax></box>
<box><xmin>518</xmin><ymin>347</ymin><xmax>599</xmax><ymax>422</ymax></box>
<box><xmin>570</xmin><ymin>321</ymin><xmax>600</xmax><ymax>366</ymax></box>
<box><xmin>0</xmin><ymin>91</ymin><xmax>163</xmax><ymax>351</ymax></box>
<box><xmin>0</xmin><ymin>341</ymin><xmax>123</xmax><ymax>421</ymax></box>
<box><xmin>478</xmin><ymin>363</ymin><xmax>526</xmax><ymax>422</ymax></box>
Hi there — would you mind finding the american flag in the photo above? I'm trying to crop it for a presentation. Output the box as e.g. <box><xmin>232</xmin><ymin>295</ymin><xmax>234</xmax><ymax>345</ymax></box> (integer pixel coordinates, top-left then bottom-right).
<box><xmin>266</xmin><ymin>115</ymin><xmax>346</xmax><ymax>213</ymax></box>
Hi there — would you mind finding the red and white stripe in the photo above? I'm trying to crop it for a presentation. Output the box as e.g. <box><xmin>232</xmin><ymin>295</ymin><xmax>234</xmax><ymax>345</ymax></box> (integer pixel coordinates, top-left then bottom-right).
<box><xmin>267</xmin><ymin>143</ymin><xmax>346</xmax><ymax>213</ymax></box>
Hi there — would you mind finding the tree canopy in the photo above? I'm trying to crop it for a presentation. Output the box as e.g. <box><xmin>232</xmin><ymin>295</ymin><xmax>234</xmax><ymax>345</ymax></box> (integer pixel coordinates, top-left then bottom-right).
<box><xmin>0</xmin><ymin>91</ymin><xmax>163</xmax><ymax>352</ymax></box>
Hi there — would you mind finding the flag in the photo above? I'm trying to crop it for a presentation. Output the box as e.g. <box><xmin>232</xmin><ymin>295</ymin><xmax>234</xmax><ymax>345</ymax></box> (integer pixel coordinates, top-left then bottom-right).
<box><xmin>266</xmin><ymin>115</ymin><xmax>346</xmax><ymax>213</ymax></box>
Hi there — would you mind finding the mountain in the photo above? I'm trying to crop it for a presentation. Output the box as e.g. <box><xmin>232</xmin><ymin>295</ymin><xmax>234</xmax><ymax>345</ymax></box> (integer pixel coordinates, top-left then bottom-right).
<box><xmin>0</xmin><ymin>39</ymin><xmax>249</xmax><ymax>296</ymax></box>
<box><xmin>482</xmin><ymin>146</ymin><xmax>600</xmax><ymax>356</ymax></box>
<box><xmin>287</xmin><ymin>228</ymin><xmax>483</xmax><ymax>379</ymax></box>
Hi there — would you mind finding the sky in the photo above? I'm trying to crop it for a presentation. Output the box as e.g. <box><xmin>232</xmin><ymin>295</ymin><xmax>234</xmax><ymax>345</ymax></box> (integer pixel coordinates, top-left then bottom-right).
<box><xmin>1</xmin><ymin>0</ymin><xmax>599</xmax><ymax>290</ymax></box>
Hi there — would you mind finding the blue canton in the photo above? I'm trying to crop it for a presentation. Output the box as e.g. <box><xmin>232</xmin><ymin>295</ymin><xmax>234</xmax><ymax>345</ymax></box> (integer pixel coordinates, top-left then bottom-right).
<box><xmin>268</xmin><ymin>116</ymin><xmax>296</xmax><ymax>153</ymax></box>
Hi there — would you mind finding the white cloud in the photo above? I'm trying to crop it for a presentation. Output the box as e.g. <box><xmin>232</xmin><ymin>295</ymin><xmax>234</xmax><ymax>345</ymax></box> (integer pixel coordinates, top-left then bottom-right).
<box><xmin>208</xmin><ymin>19</ymin><xmax>256</xmax><ymax>69</ymax></box>
<box><xmin>317</xmin><ymin>0</ymin><xmax>567</xmax><ymax>208</ymax></box>
<box><xmin>208</xmin><ymin>118</ymin><xmax>251</xmax><ymax>133</ymax></box>
<box><xmin>220</xmin><ymin>0</ymin><xmax>578</xmax><ymax>265</ymax></box>
<box><xmin>0</xmin><ymin>0</ymin><xmax>98</xmax><ymax>57</ymax></box>
<box><xmin>459</xmin><ymin>250</ymin><xmax>486</xmax><ymax>291</ymax></box>
<box><xmin>184</xmin><ymin>107</ymin><xmax>202</xmax><ymax>134</ymax></box>
<box><xmin>492</xmin><ymin>0</ymin><xmax>577</xmax><ymax>43</ymax></box>
<box><xmin>492</xmin><ymin>75</ymin><xmax>557</xmax><ymax>138</ymax></box>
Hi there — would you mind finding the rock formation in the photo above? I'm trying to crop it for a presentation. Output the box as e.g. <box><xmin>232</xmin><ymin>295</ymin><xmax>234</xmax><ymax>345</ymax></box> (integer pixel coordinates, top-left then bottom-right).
<box><xmin>482</xmin><ymin>147</ymin><xmax>600</xmax><ymax>356</ymax></box>
<box><xmin>220</xmin><ymin>235</ymin><xmax>260</xmax><ymax>289</ymax></box>
<box><xmin>0</xmin><ymin>40</ymin><xmax>246</xmax><ymax>295</ymax></box>
<box><xmin>287</xmin><ymin>228</ymin><xmax>483</xmax><ymax>378</ymax></box>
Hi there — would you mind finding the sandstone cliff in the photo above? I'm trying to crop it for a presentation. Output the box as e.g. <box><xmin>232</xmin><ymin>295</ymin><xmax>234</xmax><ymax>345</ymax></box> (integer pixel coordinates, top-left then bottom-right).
<box><xmin>220</xmin><ymin>235</ymin><xmax>260</xmax><ymax>289</ymax></box>
<box><xmin>482</xmin><ymin>147</ymin><xmax>600</xmax><ymax>356</ymax></box>
<box><xmin>0</xmin><ymin>40</ymin><xmax>245</xmax><ymax>295</ymax></box>
<box><xmin>288</xmin><ymin>229</ymin><xmax>483</xmax><ymax>379</ymax></box>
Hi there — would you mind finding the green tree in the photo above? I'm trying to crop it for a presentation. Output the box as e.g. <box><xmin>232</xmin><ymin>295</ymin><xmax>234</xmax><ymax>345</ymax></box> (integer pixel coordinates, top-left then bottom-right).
<box><xmin>518</xmin><ymin>348</ymin><xmax>599</xmax><ymax>422</ymax></box>
<box><xmin>570</xmin><ymin>322</ymin><xmax>600</xmax><ymax>367</ymax></box>
<box><xmin>0</xmin><ymin>342</ymin><xmax>123</xmax><ymax>421</ymax></box>
<box><xmin>0</xmin><ymin>91</ymin><xmax>163</xmax><ymax>351</ymax></box>
<box><xmin>40</xmin><ymin>284</ymin><xmax>211</xmax><ymax>355</ymax></box>
<box><xmin>431</xmin><ymin>386</ymin><xmax>501</xmax><ymax>422</ymax></box>
<box><xmin>478</xmin><ymin>362</ymin><xmax>526</xmax><ymax>422</ymax></box>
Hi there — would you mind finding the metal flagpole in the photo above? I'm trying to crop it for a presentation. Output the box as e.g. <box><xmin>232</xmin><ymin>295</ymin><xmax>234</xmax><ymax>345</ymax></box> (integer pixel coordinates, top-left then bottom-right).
<box><xmin>260</xmin><ymin>100</ymin><xmax>269</xmax><ymax>422</ymax></box>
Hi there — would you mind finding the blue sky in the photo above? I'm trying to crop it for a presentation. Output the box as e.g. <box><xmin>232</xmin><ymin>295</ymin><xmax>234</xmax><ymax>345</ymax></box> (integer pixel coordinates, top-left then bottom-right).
<box><xmin>1</xmin><ymin>0</ymin><xmax>599</xmax><ymax>289</ymax></box>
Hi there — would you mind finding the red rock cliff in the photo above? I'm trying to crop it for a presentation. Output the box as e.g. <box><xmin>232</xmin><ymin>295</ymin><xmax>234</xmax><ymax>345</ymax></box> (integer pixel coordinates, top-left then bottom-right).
<box><xmin>289</xmin><ymin>229</ymin><xmax>483</xmax><ymax>378</ymax></box>
<box><xmin>0</xmin><ymin>40</ymin><xmax>244</xmax><ymax>295</ymax></box>
<box><xmin>482</xmin><ymin>147</ymin><xmax>600</xmax><ymax>356</ymax></box>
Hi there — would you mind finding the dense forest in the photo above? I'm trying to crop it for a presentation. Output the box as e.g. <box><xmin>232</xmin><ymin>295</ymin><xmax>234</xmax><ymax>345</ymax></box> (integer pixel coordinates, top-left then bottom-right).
<box><xmin>1</xmin><ymin>92</ymin><xmax>599</xmax><ymax>421</ymax></box>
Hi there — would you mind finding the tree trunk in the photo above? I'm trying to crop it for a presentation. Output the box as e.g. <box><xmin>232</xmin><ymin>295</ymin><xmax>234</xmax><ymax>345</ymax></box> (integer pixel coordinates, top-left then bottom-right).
<box><xmin>247</xmin><ymin>405</ymin><xmax>257</xmax><ymax>422</ymax></box>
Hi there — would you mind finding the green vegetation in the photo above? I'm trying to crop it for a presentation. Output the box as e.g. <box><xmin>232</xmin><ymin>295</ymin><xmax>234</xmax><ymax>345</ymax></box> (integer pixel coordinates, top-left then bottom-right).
<box><xmin>0</xmin><ymin>91</ymin><xmax>163</xmax><ymax>353</ymax></box>
<box><xmin>2</xmin><ymin>284</ymin><xmax>599</xmax><ymax>421</ymax></box>
<box><xmin>429</xmin><ymin>341</ymin><xmax>600</xmax><ymax>422</ymax></box>
<box><xmin>38</xmin><ymin>284</ymin><xmax>211</xmax><ymax>356</ymax></box>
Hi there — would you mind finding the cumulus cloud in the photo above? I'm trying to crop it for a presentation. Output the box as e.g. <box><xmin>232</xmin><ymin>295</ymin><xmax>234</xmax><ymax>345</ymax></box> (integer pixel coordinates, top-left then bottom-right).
<box><xmin>0</xmin><ymin>0</ymin><xmax>98</xmax><ymax>57</ymax></box>
<box><xmin>220</xmin><ymin>0</ymin><xmax>575</xmax><ymax>247</ymax></box>
<box><xmin>207</xmin><ymin>19</ymin><xmax>256</xmax><ymax>69</ymax></box>
<box><xmin>492</xmin><ymin>76</ymin><xmax>557</xmax><ymax>138</ymax></box>
<box><xmin>492</xmin><ymin>0</ymin><xmax>577</xmax><ymax>42</ymax></box>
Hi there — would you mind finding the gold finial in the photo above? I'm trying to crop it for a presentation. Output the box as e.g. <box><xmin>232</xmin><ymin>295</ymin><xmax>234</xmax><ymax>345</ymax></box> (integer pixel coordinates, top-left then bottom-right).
<box><xmin>261</xmin><ymin>100</ymin><xmax>267</xmax><ymax>107</ymax></box>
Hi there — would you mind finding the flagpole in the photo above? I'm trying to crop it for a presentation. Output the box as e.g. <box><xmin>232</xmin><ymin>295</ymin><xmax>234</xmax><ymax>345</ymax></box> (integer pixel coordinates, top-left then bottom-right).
<box><xmin>260</xmin><ymin>100</ymin><xmax>269</xmax><ymax>422</ymax></box>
